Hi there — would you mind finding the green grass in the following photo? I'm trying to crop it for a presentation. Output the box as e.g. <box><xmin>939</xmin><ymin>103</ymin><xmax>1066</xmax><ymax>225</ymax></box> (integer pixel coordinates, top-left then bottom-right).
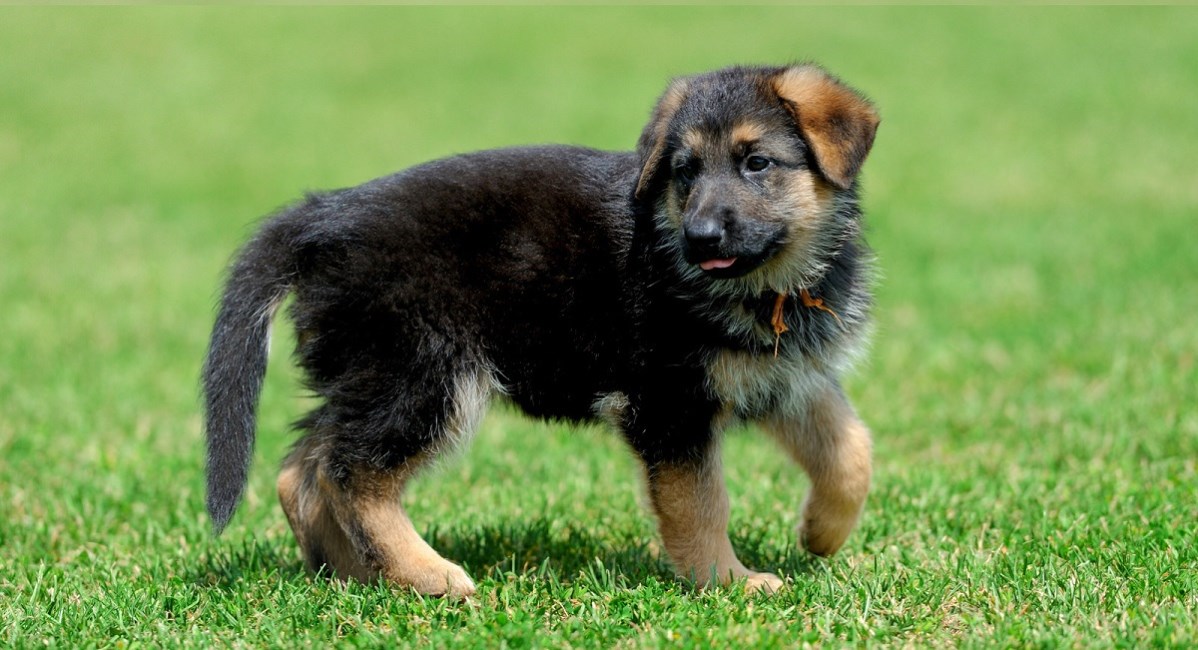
<box><xmin>2</xmin><ymin>6</ymin><xmax>1196</xmax><ymax>648</ymax></box>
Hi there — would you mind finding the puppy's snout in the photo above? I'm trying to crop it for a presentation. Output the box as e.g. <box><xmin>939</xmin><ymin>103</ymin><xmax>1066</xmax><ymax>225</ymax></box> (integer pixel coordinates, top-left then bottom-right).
<box><xmin>684</xmin><ymin>217</ymin><xmax>724</xmax><ymax>246</ymax></box>
<box><xmin>683</xmin><ymin>208</ymin><xmax>732</xmax><ymax>257</ymax></box>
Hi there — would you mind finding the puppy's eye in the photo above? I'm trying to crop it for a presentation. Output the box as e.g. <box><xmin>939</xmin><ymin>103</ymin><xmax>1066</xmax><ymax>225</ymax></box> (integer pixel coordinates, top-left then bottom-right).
<box><xmin>674</xmin><ymin>160</ymin><xmax>700</xmax><ymax>184</ymax></box>
<box><xmin>744</xmin><ymin>155</ymin><xmax>772</xmax><ymax>173</ymax></box>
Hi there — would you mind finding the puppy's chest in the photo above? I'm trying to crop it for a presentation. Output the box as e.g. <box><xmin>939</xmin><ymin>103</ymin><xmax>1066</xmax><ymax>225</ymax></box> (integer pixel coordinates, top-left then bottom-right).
<box><xmin>704</xmin><ymin>349</ymin><xmax>827</xmax><ymax>420</ymax></box>
<box><xmin>694</xmin><ymin>290</ymin><xmax>860</xmax><ymax>419</ymax></box>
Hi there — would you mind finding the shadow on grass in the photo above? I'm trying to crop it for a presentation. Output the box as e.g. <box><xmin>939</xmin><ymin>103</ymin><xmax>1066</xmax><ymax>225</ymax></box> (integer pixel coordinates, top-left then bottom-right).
<box><xmin>731</xmin><ymin>528</ymin><xmax>832</xmax><ymax>581</ymax></box>
<box><xmin>191</xmin><ymin>517</ymin><xmax>829</xmax><ymax>591</ymax></box>
<box><xmin>189</xmin><ymin>536</ymin><xmax>309</xmax><ymax>590</ymax></box>
<box><xmin>433</xmin><ymin>518</ymin><xmax>674</xmax><ymax>587</ymax></box>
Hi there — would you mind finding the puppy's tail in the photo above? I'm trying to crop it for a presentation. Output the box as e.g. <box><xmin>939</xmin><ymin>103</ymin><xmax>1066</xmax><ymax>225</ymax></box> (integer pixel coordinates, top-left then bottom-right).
<box><xmin>202</xmin><ymin>214</ymin><xmax>301</xmax><ymax>533</ymax></box>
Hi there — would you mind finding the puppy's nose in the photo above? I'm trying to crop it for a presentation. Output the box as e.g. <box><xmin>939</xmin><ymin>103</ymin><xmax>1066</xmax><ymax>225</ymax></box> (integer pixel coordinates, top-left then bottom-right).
<box><xmin>683</xmin><ymin>215</ymin><xmax>725</xmax><ymax>250</ymax></box>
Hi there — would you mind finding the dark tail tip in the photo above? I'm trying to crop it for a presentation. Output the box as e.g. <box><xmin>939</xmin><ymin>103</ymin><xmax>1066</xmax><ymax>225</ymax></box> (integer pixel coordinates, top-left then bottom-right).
<box><xmin>202</xmin><ymin>228</ymin><xmax>294</xmax><ymax>533</ymax></box>
<box><xmin>203</xmin><ymin>306</ymin><xmax>276</xmax><ymax>534</ymax></box>
<box><xmin>207</xmin><ymin>478</ymin><xmax>240</xmax><ymax>535</ymax></box>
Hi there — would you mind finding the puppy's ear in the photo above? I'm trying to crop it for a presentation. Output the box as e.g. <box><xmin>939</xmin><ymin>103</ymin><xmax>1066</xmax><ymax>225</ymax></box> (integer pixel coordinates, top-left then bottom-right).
<box><xmin>635</xmin><ymin>77</ymin><xmax>690</xmax><ymax>201</ymax></box>
<box><xmin>771</xmin><ymin>65</ymin><xmax>880</xmax><ymax>190</ymax></box>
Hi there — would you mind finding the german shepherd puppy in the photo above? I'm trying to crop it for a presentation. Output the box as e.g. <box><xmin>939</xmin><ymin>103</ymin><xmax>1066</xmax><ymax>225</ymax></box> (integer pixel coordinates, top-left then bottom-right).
<box><xmin>203</xmin><ymin>64</ymin><xmax>880</xmax><ymax>597</ymax></box>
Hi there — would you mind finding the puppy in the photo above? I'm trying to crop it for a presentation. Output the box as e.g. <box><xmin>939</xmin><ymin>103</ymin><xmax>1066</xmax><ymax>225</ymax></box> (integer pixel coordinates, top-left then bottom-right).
<box><xmin>203</xmin><ymin>63</ymin><xmax>880</xmax><ymax>597</ymax></box>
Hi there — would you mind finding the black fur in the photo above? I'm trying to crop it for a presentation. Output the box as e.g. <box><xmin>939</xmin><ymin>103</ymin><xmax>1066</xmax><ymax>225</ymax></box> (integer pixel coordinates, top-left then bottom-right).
<box><xmin>203</xmin><ymin>64</ymin><xmax>877</xmax><ymax>534</ymax></box>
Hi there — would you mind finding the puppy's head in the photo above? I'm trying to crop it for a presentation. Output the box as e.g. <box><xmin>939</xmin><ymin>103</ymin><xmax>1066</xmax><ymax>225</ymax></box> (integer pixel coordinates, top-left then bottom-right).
<box><xmin>635</xmin><ymin>64</ymin><xmax>879</xmax><ymax>292</ymax></box>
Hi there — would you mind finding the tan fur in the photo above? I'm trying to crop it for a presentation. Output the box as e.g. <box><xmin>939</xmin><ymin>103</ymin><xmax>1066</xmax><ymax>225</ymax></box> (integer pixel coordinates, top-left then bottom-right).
<box><xmin>276</xmin><ymin>368</ymin><xmax>500</xmax><ymax>598</ymax></box>
<box><xmin>278</xmin><ymin>440</ymin><xmax>375</xmax><ymax>581</ymax></box>
<box><xmin>680</xmin><ymin>127</ymin><xmax>706</xmax><ymax>153</ymax></box>
<box><xmin>756</xmin><ymin>169</ymin><xmax>842</xmax><ymax>293</ymax></box>
<box><xmin>635</xmin><ymin>78</ymin><xmax>690</xmax><ymax>200</ymax></box>
<box><xmin>646</xmin><ymin>442</ymin><xmax>783</xmax><ymax>593</ymax></box>
<box><xmin>809</xmin><ymin>171</ymin><xmax>836</xmax><ymax>206</ymax></box>
<box><xmin>331</xmin><ymin>468</ymin><xmax>475</xmax><ymax>597</ymax></box>
<box><xmin>707</xmin><ymin>347</ymin><xmax>830</xmax><ymax>418</ymax></box>
<box><xmin>770</xmin><ymin>66</ymin><xmax>880</xmax><ymax>190</ymax></box>
<box><xmin>730</xmin><ymin>121</ymin><xmax>768</xmax><ymax>146</ymax></box>
<box><xmin>763</xmin><ymin>382</ymin><xmax>872</xmax><ymax>556</ymax></box>
<box><xmin>278</xmin><ymin>448</ymin><xmax>373</xmax><ymax>581</ymax></box>
<box><xmin>278</xmin><ymin>453</ymin><xmax>475</xmax><ymax>597</ymax></box>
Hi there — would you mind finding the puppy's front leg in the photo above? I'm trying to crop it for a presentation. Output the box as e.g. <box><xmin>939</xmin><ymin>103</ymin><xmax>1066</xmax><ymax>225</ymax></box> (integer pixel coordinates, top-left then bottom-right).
<box><xmin>644</xmin><ymin>440</ymin><xmax>783</xmax><ymax>593</ymax></box>
<box><xmin>765</xmin><ymin>381</ymin><xmax>872</xmax><ymax>556</ymax></box>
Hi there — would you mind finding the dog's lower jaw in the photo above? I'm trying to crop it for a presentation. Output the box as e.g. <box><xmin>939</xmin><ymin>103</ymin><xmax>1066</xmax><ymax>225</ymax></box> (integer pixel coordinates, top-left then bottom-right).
<box><xmin>689</xmin><ymin>240</ymin><xmax>787</xmax><ymax>281</ymax></box>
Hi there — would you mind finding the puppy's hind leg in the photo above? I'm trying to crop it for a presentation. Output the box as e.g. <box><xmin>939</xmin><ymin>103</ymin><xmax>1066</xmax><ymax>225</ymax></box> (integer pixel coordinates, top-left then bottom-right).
<box><xmin>278</xmin><ymin>429</ymin><xmax>373</xmax><ymax>581</ymax></box>
<box><xmin>278</xmin><ymin>367</ymin><xmax>497</xmax><ymax>597</ymax></box>
<box><xmin>321</xmin><ymin>457</ymin><xmax>477</xmax><ymax>597</ymax></box>
<box><xmin>764</xmin><ymin>380</ymin><xmax>872</xmax><ymax>557</ymax></box>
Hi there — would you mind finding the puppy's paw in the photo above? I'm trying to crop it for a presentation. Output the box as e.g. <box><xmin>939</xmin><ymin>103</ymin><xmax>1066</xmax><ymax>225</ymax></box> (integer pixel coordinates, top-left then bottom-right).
<box><xmin>743</xmin><ymin>571</ymin><xmax>784</xmax><ymax>594</ymax></box>
<box><xmin>437</xmin><ymin>565</ymin><xmax>478</xmax><ymax>600</ymax></box>
<box><xmin>398</xmin><ymin>561</ymin><xmax>477</xmax><ymax>599</ymax></box>
<box><xmin>797</xmin><ymin>493</ymin><xmax>864</xmax><ymax>557</ymax></box>
<box><xmin>797</xmin><ymin>515</ymin><xmax>854</xmax><ymax>557</ymax></box>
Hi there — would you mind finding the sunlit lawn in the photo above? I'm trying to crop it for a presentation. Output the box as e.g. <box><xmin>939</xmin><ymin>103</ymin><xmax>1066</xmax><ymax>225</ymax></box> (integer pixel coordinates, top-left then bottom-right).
<box><xmin>2</xmin><ymin>7</ymin><xmax>1195</xmax><ymax>647</ymax></box>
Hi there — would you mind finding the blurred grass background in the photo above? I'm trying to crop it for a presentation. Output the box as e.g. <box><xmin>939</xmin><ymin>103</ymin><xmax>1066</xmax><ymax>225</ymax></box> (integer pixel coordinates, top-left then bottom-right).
<box><xmin>1</xmin><ymin>6</ymin><xmax>1195</xmax><ymax>647</ymax></box>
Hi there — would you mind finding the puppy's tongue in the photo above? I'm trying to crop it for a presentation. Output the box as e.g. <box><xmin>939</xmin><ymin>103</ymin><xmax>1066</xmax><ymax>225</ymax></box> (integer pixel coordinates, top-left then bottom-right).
<box><xmin>699</xmin><ymin>258</ymin><xmax>737</xmax><ymax>271</ymax></box>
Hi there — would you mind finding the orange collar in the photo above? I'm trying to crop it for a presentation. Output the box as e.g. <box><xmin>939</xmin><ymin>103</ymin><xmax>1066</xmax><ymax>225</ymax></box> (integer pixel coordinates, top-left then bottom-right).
<box><xmin>771</xmin><ymin>288</ymin><xmax>843</xmax><ymax>357</ymax></box>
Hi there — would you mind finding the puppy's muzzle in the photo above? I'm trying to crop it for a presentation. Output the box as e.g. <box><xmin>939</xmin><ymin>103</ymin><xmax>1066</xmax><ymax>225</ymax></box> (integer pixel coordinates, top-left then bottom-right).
<box><xmin>681</xmin><ymin>197</ymin><xmax>786</xmax><ymax>277</ymax></box>
<box><xmin>683</xmin><ymin>209</ymin><xmax>731</xmax><ymax>263</ymax></box>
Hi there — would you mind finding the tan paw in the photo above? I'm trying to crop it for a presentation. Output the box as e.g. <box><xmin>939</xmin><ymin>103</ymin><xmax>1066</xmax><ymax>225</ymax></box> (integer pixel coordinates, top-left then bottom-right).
<box><xmin>397</xmin><ymin>561</ymin><xmax>477</xmax><ymax>599</ymax></box>
<box><xmin>743</xmin><ymin>571</ymin><xmax>784</xmax><ymax>594</ymax></box>
<box><xmin>798</xmin><ymin>514</ymin><xmax>855</xmax><ymax>557</ymax></box>
<box><xmin>439</xmin><ymin>564</ymin><xmax>478</xmax><ymax>599</ymax></box>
